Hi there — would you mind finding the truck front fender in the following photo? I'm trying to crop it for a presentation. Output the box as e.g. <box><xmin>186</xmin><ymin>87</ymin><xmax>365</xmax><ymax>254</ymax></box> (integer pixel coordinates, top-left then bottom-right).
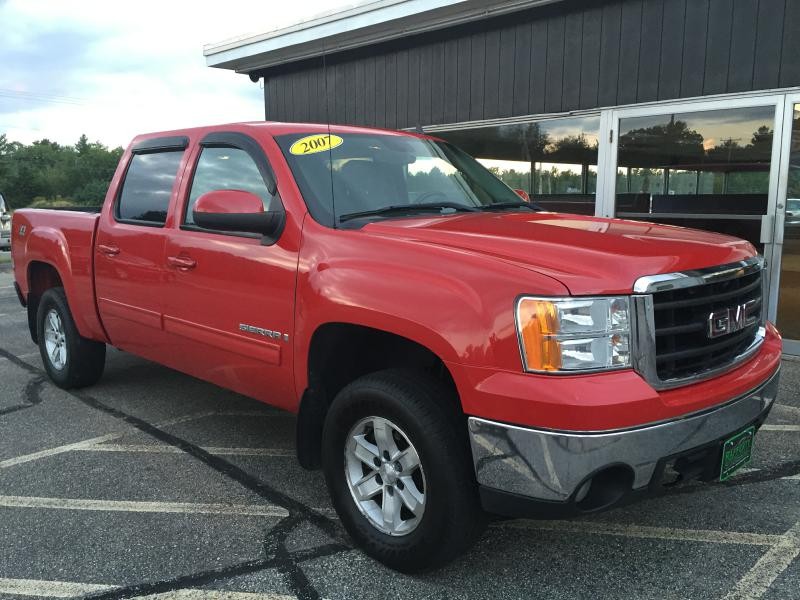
<box><xmin>293</xmin><ymin>245</ymin><xmax>568</xmax><ymax>397</ymax></box>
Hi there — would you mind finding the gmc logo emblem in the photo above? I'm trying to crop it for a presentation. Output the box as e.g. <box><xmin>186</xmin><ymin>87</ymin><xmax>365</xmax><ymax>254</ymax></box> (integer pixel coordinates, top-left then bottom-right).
<box><xmin>707</xmin><ymin>300</ymin><xmax>759</xmax><ymax>338</ymax></box>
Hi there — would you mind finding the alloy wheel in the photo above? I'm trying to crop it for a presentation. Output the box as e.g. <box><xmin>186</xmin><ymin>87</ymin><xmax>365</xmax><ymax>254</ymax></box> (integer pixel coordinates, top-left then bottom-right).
<box><xmin>43</xmin><ymin>308</ymin><xmax>67</xmax><ymax>370</ymax></box>
<box><xmin>344</xmin><ymin>416</ymin><xmax>426</xmax><ymax>536</ymax></box>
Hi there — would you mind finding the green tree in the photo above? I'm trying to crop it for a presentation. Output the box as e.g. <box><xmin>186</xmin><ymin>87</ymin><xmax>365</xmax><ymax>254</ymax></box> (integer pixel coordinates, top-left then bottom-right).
<box><xmin>0</xmin><ymin>133</ymin><xmax>123</xmax><ymax>208</ymax></box>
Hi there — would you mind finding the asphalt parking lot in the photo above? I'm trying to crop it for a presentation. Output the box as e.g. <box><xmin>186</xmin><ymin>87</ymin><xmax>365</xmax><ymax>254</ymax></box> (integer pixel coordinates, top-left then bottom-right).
<box><xmin>0</xmin><ymin>255</ymin><xmax>798</xmax><ymax>600</ymax></box>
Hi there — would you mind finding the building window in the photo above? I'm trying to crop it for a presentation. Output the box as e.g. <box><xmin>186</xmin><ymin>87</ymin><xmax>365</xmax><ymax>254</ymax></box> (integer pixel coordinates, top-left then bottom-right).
<box><xmin>437</xmin><ymin>116</ymin><xmax>600</xmax><ymax>214</ymax></box>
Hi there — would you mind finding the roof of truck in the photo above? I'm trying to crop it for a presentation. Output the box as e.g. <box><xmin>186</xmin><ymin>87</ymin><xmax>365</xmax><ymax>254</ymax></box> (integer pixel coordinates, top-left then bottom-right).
<box><xmin>130</xmin><ymin>121</ymin><xmax>438</xmax><ymax>147</ymax></box>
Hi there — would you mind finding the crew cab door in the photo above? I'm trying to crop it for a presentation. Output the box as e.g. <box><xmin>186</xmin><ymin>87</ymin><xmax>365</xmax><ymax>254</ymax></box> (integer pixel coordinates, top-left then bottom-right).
<box><xmin>160</xmin><ymin>132</ymin><xmax>300</xmax><ymax>410</ymax></box>
<box><xmin>94</xmin><ymin>137</ymin><xmax>189</xmax><ymax>357</ymax></box>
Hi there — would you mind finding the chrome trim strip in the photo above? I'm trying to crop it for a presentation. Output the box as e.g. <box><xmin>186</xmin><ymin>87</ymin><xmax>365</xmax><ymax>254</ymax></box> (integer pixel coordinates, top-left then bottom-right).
<box><xmin>632</xmin><ymin>256</ymin><xmax>763</xmax><ymax>294</ymax></box>
<box><xmin>468</xmin><ymin>367</ymin><xmax>779</xmax><ymax>502</ymax></box>
<box><xmin>630</xmin><ymin>294</ymin><xmax>657</xmax><ymax>385</ymax></box>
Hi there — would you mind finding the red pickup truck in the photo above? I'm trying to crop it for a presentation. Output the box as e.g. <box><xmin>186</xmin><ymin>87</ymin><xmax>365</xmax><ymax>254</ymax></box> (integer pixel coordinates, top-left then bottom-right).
<box><xmin>10</xmin><ymin>123</ymin><xmax>782</xmax><ymax>571</ymax></box>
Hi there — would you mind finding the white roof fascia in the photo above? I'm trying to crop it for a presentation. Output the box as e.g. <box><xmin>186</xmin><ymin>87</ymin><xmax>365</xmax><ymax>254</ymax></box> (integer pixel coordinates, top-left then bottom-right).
<box><xmin>204</xmin><ymin>0</ymin><xmax>562</xmax><ymax>74</ymax></box>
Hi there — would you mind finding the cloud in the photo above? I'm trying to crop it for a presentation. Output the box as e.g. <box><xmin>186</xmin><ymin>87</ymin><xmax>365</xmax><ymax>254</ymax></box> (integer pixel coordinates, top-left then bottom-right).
<box><xmin>0</xmin><ymin>0</ymin><xmax>343</xmax><ymax>147</ymax></box>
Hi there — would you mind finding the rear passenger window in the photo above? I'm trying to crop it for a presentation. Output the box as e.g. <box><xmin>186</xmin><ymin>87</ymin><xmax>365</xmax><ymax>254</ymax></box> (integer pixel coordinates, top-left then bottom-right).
<box><xmin>185</xmin><ymin>147</ymin><xmax>273</xmax><ymax>225</ymax></box>
<box><xmin>116</xmin><ymin>151</ymin><xmax>184</xmax><ymax>224</ymax></box>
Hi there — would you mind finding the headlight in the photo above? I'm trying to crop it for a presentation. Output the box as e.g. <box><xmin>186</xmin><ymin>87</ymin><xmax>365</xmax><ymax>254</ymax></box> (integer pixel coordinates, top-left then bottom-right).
<box><xmin>515</xmin><ymin>296</ymin><xmax>631</xmax><ymax>373</ymax></box>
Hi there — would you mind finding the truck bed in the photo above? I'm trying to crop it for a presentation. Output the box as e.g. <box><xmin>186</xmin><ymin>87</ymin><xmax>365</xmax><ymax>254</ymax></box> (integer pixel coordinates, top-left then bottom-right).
<box><xmin>38</xmin><ymin>205</ymin><xmax>103</xmax><ymax>213</ymax></box>
<box><xmin>11</xmin><ymin>208</ymin><xmax>106</xmax><ymax>342</ymax></box>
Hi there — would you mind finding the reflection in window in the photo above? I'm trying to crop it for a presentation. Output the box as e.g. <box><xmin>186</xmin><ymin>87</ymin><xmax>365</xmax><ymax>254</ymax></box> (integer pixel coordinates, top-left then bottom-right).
<box><xmin>438</xmin><ymin>116</ymin><xmax>600</xmax><ymax>214</ymax></box>
<box><xmin>186</xmin><ymin>147</ymin><xmax>272</xmax><ymax>224</ymax></box>
<box><xmin>614</xmin><ymin>106</ymin><xmax>775</xmax><ymax>249</ymax></box>
<box><xmin>478</xmin><ymin>159</ymin><xmax>530</xmax><ymax>192</ymax></box>
<box><xmin>117</xmin><ymin>151</ymin><xmax>184</xmax><ymax>224</ymax></box>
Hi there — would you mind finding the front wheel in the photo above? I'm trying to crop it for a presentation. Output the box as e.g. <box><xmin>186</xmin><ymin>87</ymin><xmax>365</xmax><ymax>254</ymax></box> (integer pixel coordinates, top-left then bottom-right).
<box><xmin>321</xmin><ymin>369</ymin><xmax>486</xmax><ymax>572</ymax></box>
<box><xmin>37</xmin><ymin>287</ymin><xmax>106</xmax><ymax>389</ymax></box>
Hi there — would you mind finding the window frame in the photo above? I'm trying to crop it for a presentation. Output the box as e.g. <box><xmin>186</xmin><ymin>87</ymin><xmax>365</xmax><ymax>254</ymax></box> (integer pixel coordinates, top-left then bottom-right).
<box><xmin>180</xmin><ymin>132</ymin><xmax>284</xmax><ymax>242</ymax></box>
<box><xmin>113</xmin><ymin>136</ymin><xmax>189</xmax><ymax>228</ymax></box>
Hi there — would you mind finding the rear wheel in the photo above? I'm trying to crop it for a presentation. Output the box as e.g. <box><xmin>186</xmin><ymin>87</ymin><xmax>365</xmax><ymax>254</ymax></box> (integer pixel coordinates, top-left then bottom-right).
<box><xmin>37</xmin><ymin>287</ymin><xmax>105</xmax><ymax>389</ymax></box>
<box><xmin>322</xmin><ymin>369</ymin><xmax>486</xmax><ymax>572</ymax></box>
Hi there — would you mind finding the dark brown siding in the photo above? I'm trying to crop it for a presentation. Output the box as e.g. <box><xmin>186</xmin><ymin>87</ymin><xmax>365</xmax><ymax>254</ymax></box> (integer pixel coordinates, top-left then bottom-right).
<box><xmin>261</xmin><ymin>0</ymin><xmax>795</xmax><ymax>128</ymax></box>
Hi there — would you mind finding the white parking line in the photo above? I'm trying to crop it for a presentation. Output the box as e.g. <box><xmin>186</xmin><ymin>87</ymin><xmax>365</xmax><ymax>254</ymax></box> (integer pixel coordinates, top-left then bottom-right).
<box><xmin>216</xmin><ymin>410</ymin><xmax>294</xmax><ymax>419</ymax></box>
<box><xmin>775</xmin><ymin>403</ymin><xmax>800</xmax><ymax>415</ymax></box>
<box><xmin>760</xmin><ymin>424</ymin><xmax>800</xmax><ymax>432</ymax></box>
<box><xmin>0</xmin><ymin>578</ymin><xmax>297</xmax><ymax>599</ymax></box>
<box><xmin>0</xmin><ymin>577</ymin><xmax>114</xmax><ymax>597</ymax></box>
<box><xmin>78</xmin><ymin>444</ymin><xmax>294</xmax><ymax>457</ymax></box>
<box><xmin>0</xmin><ymin>410</ymin><xmax>217</xmax><ymax>469</ymax></box>
<box><xmin>0</xmin><ymin>433</ymin><xmax>123</xmax><ymax>469</ymax></box>
<box><xmin>497</xmin><ymin>520</ymin><xmax>781</xmax><ymax>546</ymax></box>
<box><xmin>0</xmin><ymin>495</ymin><xmax>289</xmax><ymax>518</ymax></box>
<box><xmin>722</xmin><ymin>520</ymin><xmax>800</xmax><ymax>600</ymax></box>
<box><xmin>134</xmin><ymin>590</ymin><xmax>297</xmax><ymax>599</ymax></box>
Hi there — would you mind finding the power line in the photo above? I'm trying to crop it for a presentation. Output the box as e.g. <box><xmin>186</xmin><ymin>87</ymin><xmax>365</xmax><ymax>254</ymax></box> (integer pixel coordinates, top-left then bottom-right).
<box><xmin>0</xmin><ymin>89</ymin><xmax>86</xmax><ymax>106</ymax></box>
<box><xmin>0</xmin><ymin>88</ymin><xmax>88</xmax><ymax>102</ymax></box>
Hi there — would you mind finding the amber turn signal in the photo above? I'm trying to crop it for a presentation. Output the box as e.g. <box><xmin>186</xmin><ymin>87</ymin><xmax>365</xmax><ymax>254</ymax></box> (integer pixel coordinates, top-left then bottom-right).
<box><xmin>516</xmin><ymin>298</ymin><xmax>562</xmax><ymax>371</ymax></box>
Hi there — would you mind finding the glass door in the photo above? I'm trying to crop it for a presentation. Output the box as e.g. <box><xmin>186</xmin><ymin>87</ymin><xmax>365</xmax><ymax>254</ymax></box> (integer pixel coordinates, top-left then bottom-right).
<box><xmin>774</xmin><ymin>100</ymin><xmax>800</xmax><ymax>351</ymax></box>
<box><xmin>602</xmin><ymin>97</ymin><xmax>787</xmax><ymax>335</ymax></box>
<box><xmin>606</xmin><ymin>101</ymin><xmax>782</xmax><ymax>254</ymax></box>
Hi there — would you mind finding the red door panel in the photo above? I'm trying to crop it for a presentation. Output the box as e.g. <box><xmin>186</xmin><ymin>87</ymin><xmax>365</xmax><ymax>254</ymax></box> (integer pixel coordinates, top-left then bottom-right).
<box><xmin>160</xmin><ymin>229</ymin><xmax>299</xmax><ymax>410</ymax></box>
<box><xmin>94</xmin><ymin>222</ymin><xmax>170</xmax><ymax>358</ymax></box>
<box><xmin>94</xmin><ymin>143</ymin><xmax>189</xmax><ymax>359</ymax></box>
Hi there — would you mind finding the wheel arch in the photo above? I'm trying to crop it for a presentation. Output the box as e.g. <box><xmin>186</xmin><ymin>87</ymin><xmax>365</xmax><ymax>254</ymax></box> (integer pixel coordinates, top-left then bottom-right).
<box><xmin>295</xmin><ymin>322</ymin><xmax>461</xmax><ymax>470</ymax></box>
<box><xmin>26</xmin><ymin>260</ymin><xmax>65</xmax><ymax>344</ymax></box>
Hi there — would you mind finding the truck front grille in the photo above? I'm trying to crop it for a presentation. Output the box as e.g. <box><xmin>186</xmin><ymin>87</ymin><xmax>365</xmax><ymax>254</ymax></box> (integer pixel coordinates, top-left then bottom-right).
<box><xmin>651</xmin><ymin>269</ymin><xmax>762</xmax><ymax>382</ymax></box>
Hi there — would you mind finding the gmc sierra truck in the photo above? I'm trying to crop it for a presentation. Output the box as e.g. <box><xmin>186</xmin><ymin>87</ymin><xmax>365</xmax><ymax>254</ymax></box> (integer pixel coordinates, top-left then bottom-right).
<box><xmin>10</xmin><ymin>123</ymin><xmax>782</xmax><ymax>572</ymax></box>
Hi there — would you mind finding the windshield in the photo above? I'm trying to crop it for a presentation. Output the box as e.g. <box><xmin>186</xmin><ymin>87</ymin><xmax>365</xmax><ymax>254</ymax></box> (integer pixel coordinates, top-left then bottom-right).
<box><xmin>275</xmin><ymin>132</ymin><xmax>530</xmax><ymax>226</ymax></box>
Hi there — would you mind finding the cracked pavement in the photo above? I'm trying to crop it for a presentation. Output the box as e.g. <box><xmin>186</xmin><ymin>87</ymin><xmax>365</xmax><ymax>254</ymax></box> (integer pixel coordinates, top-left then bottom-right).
<box><xmin>0</xmin><ymin>257</ymin><xmax>798</xmax><ymax>599</ymax></box>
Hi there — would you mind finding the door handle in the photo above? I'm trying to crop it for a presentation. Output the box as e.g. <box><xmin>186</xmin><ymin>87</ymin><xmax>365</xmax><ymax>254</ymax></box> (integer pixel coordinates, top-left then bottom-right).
<box><xmin>97</xmin><ymin>244</ymin><xmax>120</xmax><ymax>256</ymax></box>
<box><xmin>167</xmin><ymin>255</ymin><xmax>197</xmax><ymax>270</ymax></box>
<box><xmin>760</xmin><ymin>214</ymin><xmax>774</xmax><ymax>244</ymax></box>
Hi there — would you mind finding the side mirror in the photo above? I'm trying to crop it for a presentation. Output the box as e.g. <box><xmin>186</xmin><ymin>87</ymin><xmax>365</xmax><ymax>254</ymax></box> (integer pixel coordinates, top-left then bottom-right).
<box><xmin>514</xmin><ymin>189</ymin><xmax>530</xmax><ymax>202</ymax></box>
<box><xmin>193</xmin><ymin>190</ymin><xmax>284</xmax><ymax>241</ymax></box>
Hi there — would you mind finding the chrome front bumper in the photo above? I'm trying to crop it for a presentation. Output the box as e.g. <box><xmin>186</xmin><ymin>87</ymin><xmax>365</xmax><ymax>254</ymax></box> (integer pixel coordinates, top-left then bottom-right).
<box><xmin>468</xmin><ymin>367</ymin><xmax>780</xmax><ymax>503</ymax></box>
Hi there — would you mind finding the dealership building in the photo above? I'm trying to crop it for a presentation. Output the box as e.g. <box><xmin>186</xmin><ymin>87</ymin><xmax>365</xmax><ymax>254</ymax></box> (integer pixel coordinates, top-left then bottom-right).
<box><xmin>206</xmin><ymin>0</ymin><xmax>800</xmax><ymax>353</ymax></box>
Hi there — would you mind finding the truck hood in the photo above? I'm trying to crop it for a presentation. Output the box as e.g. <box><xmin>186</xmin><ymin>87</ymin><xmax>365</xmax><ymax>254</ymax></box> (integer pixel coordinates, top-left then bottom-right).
<box><xmin>362</xmin><ymin>211</ymin><xmax>756</xmax><ymax>295</ymax></box>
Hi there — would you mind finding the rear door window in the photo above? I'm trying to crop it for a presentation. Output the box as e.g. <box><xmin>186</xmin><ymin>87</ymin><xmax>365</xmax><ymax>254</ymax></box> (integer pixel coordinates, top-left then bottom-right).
<box><xmin>116</xmin><ymin>151</ymin><xmax>184</xmax><ymax>225</ymax></box>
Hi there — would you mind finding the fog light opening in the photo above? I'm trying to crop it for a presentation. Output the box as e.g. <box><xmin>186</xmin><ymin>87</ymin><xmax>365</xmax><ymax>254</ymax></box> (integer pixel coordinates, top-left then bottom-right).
<box><xmin>574</xmin><ymin>479</ymin><xmax>592</xmax><ymax>503</ymax></box>
<box><xmin>574</xmin><ymin>465</ymin><xmax>634</xmax><ymax>512</ymax></box>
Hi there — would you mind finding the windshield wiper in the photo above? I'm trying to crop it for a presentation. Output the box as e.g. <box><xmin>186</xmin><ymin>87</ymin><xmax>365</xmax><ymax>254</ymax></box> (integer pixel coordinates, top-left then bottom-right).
<box><xmin>339</xmin><ymin>202</ymin><xmax>478</xmax><ymax>223</ymax></box>
<box><xmin>479</xmin><ymin>201</ymin><xmax>539</xmax><ymax>211</ymax></box>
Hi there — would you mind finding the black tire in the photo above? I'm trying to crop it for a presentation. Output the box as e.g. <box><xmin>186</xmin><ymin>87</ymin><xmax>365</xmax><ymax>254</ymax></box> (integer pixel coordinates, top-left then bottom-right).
<box><xmin>37</xmin><ymin>287</ymin><xmax>105</xmax><ymax>389</ymax></box>
<box><xmin>322</xmin><ymin>369</ymin><xmax>486</xmax><ymax>572</ymax></box>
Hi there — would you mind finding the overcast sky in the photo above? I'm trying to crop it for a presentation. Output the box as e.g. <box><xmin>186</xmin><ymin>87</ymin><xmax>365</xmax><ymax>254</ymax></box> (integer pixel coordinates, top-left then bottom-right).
<box><xmin>1</xmin><ymin>0</ymin><xmax>350</xmax><ymax>148</ymax></box>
